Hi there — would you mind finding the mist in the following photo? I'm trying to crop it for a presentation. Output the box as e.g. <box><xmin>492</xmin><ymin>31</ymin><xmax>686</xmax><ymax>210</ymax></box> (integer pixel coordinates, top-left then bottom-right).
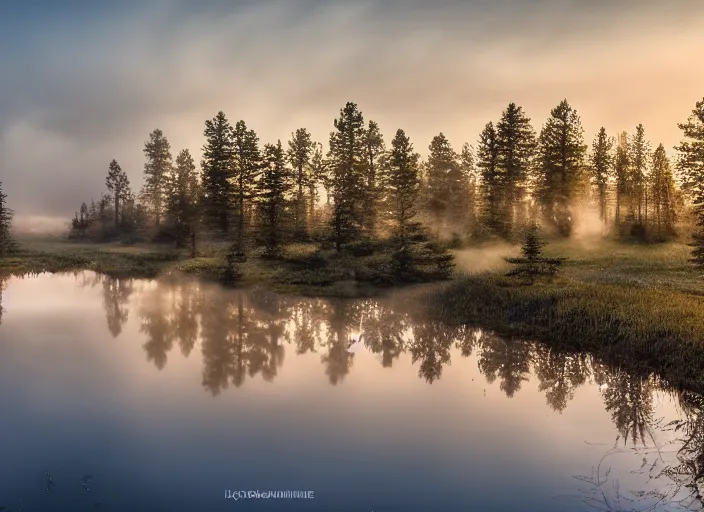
<box><xmin>1</xmin><ymin>0</ymin><xmax>703</xmax><ymax>230</ymax></box>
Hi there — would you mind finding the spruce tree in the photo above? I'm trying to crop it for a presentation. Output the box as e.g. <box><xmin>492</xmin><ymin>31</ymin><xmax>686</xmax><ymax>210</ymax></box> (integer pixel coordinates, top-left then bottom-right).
<box><xmin>328</xmin><ymin>102</ymin><xmax>366</xmax><ymax>252</ymax></box>
<box><xmin>496</xmin><ymin>103</ymin><xmax>536</xmax><ymax>235</ymax></box>
<box><xmin>287</xmin><ymin>128</ymin><xmax>314</xmax><ymax>238</ymax></box>
<box><xmin>105</xmin><ymin>159</ymin><xmax>131</xmax><ymax>229</ymax></box>
<box><xmin>476</xmin><ymin>122</ymin><xmax>503</xmax><ymax>236</ymax></box>
<box><xmin>167</xmin><ymin>149</ymin><xmax>201</xmax><ymax>255</ymax></box>
<box><xmin>141</xmin><ymin>128</ymin><xmax>172</xmax><ymax>227</ymax></box>
<box><xmin>628</xmin><ymin>124</ymin><xmax>651</xmax><ymax>231</ymax></box>
<box><xmin>387</xmin><ymin>129</ymin><xmax>421</xmax><ymax>269</ymax></box>
<box><xmin>308</xmin><ymin>142</ymin><xmax>327</xmax><ymax>229</ymax></box>
<box><xmin>650</xmin><ymin>144</ymin><xmax>677</xmax><ymax>239</ymax></box>
<box><xmin>614</xmin><ymin>131</ymin><xmax>630</xmax><ymax>231</ymax></box>
<box><xmin>257</xmin><ymin>141</ymin><xmax>292</xmax><ymax>257</ymax></box>
<box><xmin>425</xmin><ymin>133</ymin><xmax>460</xmax><ymax>234</ymax></box>
<box><xmin>590</xmin><ymin>127</ymin><xmax>613</xmax><ymax>225</ymax></box>
<box><xmin>0</xmin><ymin>182</ymin><xmax>15</xmax><ymax>255</ymax></box>
<box><xmin>232</xmin><ymin>120</ymin><xmax>262</xmax><ymax>259</ymax></box>
<box><xmin>536</xmin><ymin>100</ymin><xmax>587</xmax><ymax>237</ymax></box>
<box><xmin>201</xmin><ymin>111</ymin><xmax>235</xmax><ymax>235</ymax></box>
<box><xmin>505</xmin><ymin>223</ymin><xmax>565</xmax><ymax>283</ymax></box>
<box><xmin>460</xmin><ymin>142</ymin><xmax>479</xmax><ymax>233</ymax></box>
<box><xmin>675</xmin><ymin>98</ymin><xmax>704</xmax><ymax>269</ymax></box>
<box><xmin>387</xmin><ymin>129</ymin><xmax>454</xmax><ymax>280</ymax></box>
<box><xmin>362</xmin><ymin>120</ymin><xmax>386</xmax><ymax>235</ymax></box>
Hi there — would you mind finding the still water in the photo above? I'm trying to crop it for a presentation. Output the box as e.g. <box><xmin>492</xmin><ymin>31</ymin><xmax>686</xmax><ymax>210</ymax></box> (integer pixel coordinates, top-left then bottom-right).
<box><xmin>0</xmin><ymin>272</ymin><xmax>702</xmax><ymax>512</ymax></box>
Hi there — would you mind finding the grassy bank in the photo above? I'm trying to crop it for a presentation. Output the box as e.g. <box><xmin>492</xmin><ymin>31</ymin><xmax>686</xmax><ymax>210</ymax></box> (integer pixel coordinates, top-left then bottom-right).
<box><xmin>0</xmin><ymin>236</ymin><xmax>448</xmax><ymax>297</ymax></box>
<box><xmin>431</xmin><ymin>239</ymin><xmax>704</xmax><ymax>392</ymax></box>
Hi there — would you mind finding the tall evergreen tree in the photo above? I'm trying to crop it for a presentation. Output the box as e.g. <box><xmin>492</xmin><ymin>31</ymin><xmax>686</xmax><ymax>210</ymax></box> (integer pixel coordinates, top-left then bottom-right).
<box><xmin>141</xmin><ymin>128</ymin><xmax>172</xmax><ymax>227</ymax></box>
<box><xmin>167</xmin><ymin>149</ymin><xmax>201</xmax><ymax>256</ymax></box>
<box><xmin>327</xmin><ymin>102</ymin><xmax>366</xmax><ymax>252</ymax></box>
<box><xmin>232</xmin><ymin>120</ymin><xmax>262</xmax><ymax>259</ymax></box>
<box><xmin>362</xmin><ymin>120</ymin><xmax>386</xmax><ymax>235</ymax></box>
<box><xmin>387</xmin><ymin>129</ymin><xmax>454</xmax><ymax>280</ymax></box>
<box><xmin>257</xmin><ymin>141</ymin><xmax>292</xmax><ymax>257</ymax></box>
<box><xmin>387</xmin><ymin>129</ymin><xmax>421</xmax><ymax>264</ymax></box>
<box><xmin>308</xmin><ymin>142</ymin><xmax>327</xmax><ymax>226</ymax></box>
<box><xmin>105</xmin><ymin>159</ymin><xmax>131</xmax><ymax>229</ymax></box>
<box><xmin>201</xmin><ymin>112</ymin><xmax>235</xmax><ymax>235</ymax></box>
<box><xmin>614</xmin><ymin>131</ymin><xmax>630</xmax><ymax>231</ymax></box>
<box><xmin>460</xmin><ymin>142</ymin><xmax>479</xmax><ymax>232</ymax></box>
<box><xmin>496</xmin><ymin>103</ymin><xmax>536</xmax><ymax>235</ymax></box>
<box><xmin>287</xmin><ymin>128</ymin><xmax>314</xmax><ymax>238</ymax></box>
<box><xmin>675</xmin><ymin>98</ymin><xmax>704</xmax><ymax>269</ymax></box>
<box><xmin>425</xmin><ymin>133</ymin><xmax>460</xmax><ymax>234</ymax></box>
<box><xmin>536</xmin><ymin>99</ymin><xmax>587</xmax><ymax>237</ymax></box>
<box><xmin>0</xmin><ymin>182</ymin><xmax>15</xmax><ymax>255</ymax></box>
<box><xmin>628</xmin><ymin>124</ymin><xmax>651</xmax><ymax>229</ymax></box>
<box><xmin>650</xmin><ymin>144</ymin><xmax>677</xmax><ymax>239</ymax></box>
<box><xmin>590</xmin><ymin>127</ymin><xmax>614</xmax><ymax>225</ymax></box>
<box><xmin>476</xmin><ymin>122</ymin><xmax>503</xmax><ymax>236</ymax></box>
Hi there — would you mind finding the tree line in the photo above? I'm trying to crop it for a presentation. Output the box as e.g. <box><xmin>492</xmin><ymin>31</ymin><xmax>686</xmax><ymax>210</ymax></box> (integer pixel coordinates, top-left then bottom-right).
<box><xmin>65</xmin><ymin>97</ymin><xmax>704</xmax><ymax>271</ymax></box>
<box><xmin>0</xmin><ymin>182</ymin><xmax>15</xmax><ymax>256</ymax></box>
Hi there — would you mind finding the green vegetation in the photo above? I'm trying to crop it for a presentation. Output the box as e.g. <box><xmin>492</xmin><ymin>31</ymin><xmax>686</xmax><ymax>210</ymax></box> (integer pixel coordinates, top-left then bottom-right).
<box><xmin>504</xmin><ymin>223</ymin><xmax>565</xmax><ymax>282</ymax></box>
<box><xmin>0</xmin><ymin>181</ymin><xmax>15</xmax><ymax>255</ymax></box>
<box><xmin>0</xmin><ymin>236</ymin><xmax>451</xmax><ymax>296</ymax></box>
<box><xmin>431</xmin><ymin>239</ymin><xmax>704</xmax><ymax>393</ymax></box>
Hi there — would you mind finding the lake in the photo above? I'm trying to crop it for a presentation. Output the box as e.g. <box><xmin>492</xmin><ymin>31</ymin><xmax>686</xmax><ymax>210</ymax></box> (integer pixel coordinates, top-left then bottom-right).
<box><xmin>0</xmin><ymin>272</ymin><xmax>702</xmax><ymax>512</ymax></box>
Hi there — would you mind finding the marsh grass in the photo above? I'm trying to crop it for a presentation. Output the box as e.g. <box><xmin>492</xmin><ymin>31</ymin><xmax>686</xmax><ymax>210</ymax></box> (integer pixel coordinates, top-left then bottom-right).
<box><xmin>431</xmin><ymin>269</ymin><xmax>704</xmax><ymax>392</ymax></box>
<box><xmin>1</xmin><ymin>237</ymin><xmax>436</xmax><ymax>297</ymax></box>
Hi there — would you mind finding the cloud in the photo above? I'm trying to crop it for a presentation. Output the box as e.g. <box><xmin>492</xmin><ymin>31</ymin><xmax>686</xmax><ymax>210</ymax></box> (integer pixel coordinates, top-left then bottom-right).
<box><xmin>0</xmin><ymin>0</ymin><xmax>703</xmax><ymax>228</ymax></box>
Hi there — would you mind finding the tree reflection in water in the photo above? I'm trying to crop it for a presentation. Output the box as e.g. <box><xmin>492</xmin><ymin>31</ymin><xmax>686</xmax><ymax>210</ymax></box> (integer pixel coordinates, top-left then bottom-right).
<box><xmin>78</xmin><ymin>275</ymin><xmax>704</xmax><ymax>509</ymax></box>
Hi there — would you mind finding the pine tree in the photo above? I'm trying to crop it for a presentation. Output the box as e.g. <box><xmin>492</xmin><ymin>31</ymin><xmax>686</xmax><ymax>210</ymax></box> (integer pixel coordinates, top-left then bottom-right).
<box><xmin>504</xmin><ymin>223</ymin><xmax>565</xmax><ymax>283</ymax></box>
<box><xmin>141</xmin><ymin>128</ymin><xmax>172</xmax><ymax>227</ymax></box>
<box><xmin>675</xmin><ymin>98</ymin><xmax>704</xmax><ymax>269</ymax></box>
<box><xmin>201</xmin><ymin>112</ymin><xmax>235</xmax><ymax>235</ymax></box>
<box><xmin>650</xmin><ymin>144</ymin><xmax>677</xmax><ymax>240</ymax></box>
<box><xmin>232</xmin><ymin>120</ymin><xmax>262</xmax><ymax>259</ymax></box>
<box><xmin>425</xmin><ymin>133</ymin><xmax>460</xmax><ymax>235</ymax></box>
<box><xmin>287</xmin><ymin>128</ymin><xmax>314</xmax><ymax>238</ymax></box>
<box><xmin>308</xmin><ymin>142</ymin><xmax>327</xmax><ymax>229</ymax></box>
<box><xmin>0</xmin><ymin>182</ymin><xmax>15</xmax><ymax>255</ymax></box>
<box><xmin>614</xmin><ymin>131</ymin><xmax>630</xmax><ymax>231</ymax></box>
<box><xmin>167</xmin><ymin>149</ymin><xmax>201</xmax><ymax>256</ymax></box>
<box><xmin>460</xmin><ymin>142</ymin><xmax>479</xmax><ymax>233</ymax></box>
<box><xmin>536</xmin><ymin>100</ymin><xmax>587</xmax><ymax>237</ymax></box>
<box><xmin>387</xmin><ymin>129</ymin><xmax>454</xmax><ymax>280</ymax></box>
<box><xmin>387</xmin><ymin>129</ymin><xmax>421</xmax><ymax>264</ymax></box>
<box><xmin>105</xmin><ymin>159</ymin><xmax>131</xmax><ymax>229</ymax></box>
<box><xmin>496</xmin><ymin>103</ymin><xmax>536</xmax><ymax>235</ymax></box>
<box><xmin>476</xmin><ymin>122</ymin><xmax>503</xmax><ymax>236</ymax></box>
<box><xmin>328</xmin><ymin>102</ymin><xmax>366</xmax><ymax>252</ymax></box>
<box><xmin>97</xmin><ymin>193</ymin><xmax>114</xmax><ymax>236</ymax></box>
<box><xmin>257</xmin><ymin>141</ymin><xmax>293</xmax><ymax>257</ymax></box>
<box><xmin>628</xmin><ymin>124</ymin><xmax>651</xmax><ymax>231</ymax></box>
<box><xmin>362</xmin><ymin>120</ymin><xmax>386</xmax><ymax>235</ymax></box>
<box><xmin>590</xmin><ymin>127</ymin><xmax>613</xmax><ymax>225</ymax></box>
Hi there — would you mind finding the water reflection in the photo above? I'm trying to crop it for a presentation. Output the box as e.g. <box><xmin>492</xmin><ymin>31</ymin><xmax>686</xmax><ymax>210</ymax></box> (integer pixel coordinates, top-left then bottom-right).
<box><xmin>1</xmin><ymin>273</ymin><xmax>704</xmax><ymax>510</ymax></box>
<box><xmin>114</xmin><ymin>277</ymin><xmax>704</xmax><ymax>508</ymax></box>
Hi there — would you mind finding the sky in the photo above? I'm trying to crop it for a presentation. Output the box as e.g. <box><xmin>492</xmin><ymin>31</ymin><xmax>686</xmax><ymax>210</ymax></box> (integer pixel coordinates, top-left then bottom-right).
<box><xmin>1</xmin><ymin>0</ymin><xmax>703</xmax><ymax>231</ymax></box>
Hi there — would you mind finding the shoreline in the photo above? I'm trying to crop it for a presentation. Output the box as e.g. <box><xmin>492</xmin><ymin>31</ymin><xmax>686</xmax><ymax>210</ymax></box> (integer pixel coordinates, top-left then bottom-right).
<box><xmin>427</xmin><ymin>274</ymin><xmax>704</xmax><ymax>394</ymax></box>
<box><xmin>4</xmin><ymin>237</ymin><xmax>704</xmax><ymax>393</ymax></box>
